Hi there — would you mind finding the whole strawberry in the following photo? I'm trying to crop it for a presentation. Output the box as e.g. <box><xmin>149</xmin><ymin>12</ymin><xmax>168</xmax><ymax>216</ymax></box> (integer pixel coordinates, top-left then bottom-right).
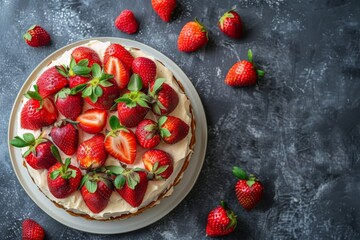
<box><xmin>55</xmin><ymin>88</ymin><xmax>83</xmax><ymax>121</ymax></box>
<box><xmin>225</xmin><ymin>49</ymin><xmax>265</xmax><ymax>87</ymax></box>
<box><xmin>71</xmin><ymin>47</ymin><xmax>101</xmax><ymax>67</ymax></box>
<box><xmin>50</xmin><ymin>120</ymin><xmax>78</xmax><ymax>155</ymax></box>
<box><xmin>22</xmin><ymin>219</ymin><xmax>45</xmax><ymax>240</ymax></box>
<box><xmin>158</xmin><ymin>116</ymin><xmax>189</xmax><ymax>144</ymax></box>
<box><xmin>148</xmin><ymin>78</ymin><xmax>179</xmax><ymax>115</ymax></box>
<box><xmin>115</xmin><ymin>10</ymin><xmax>139</xmax><ymax>34</ymax></box>
<box><xmin>132</xmin><ymin>57</ymin><xmax>157</xmax><ymax>89</ymax></box>
<box><xmin>115</xmin><ymin>74</ymin><xmax>150</xmax><ymax>128</ymax></box>
<box><xmin>47</xmin><ymin>146</ymin><xmax>82</xmax><ymax>199</ymax></box>
<box><xmin>10</xmin><ymin>133</ymin><xmax>57</xmax><ymax>170</ymax></box>
<box><xmin>106</xmin><ymin>165</ymin><xmax>148</xmax><ymax>208</ymax></box>
<box><xmin>80</xmin><ymin>172</ymin><xmax>113</xmax><ymax>213</ymax></box>
<box><xmin>20</xmin><ymin>85</ymin><xmax>58</xmax><ymax>130</ymax></box>
<box><xmin>218</xmin><ymin>9</ymin><xmax>243</xmax><ymax>39</ymax></box>
<box><xmin>142</xmin><ymin>149</ymin><xmax>173</xmax><ymax>179</ymax></box>
<box><xmin>178</xmin><ymin>18</ymin><xmax>208</xmax><ymax>52</ymax></box>
<box><xmin>104</xmin><ymin>43</ymin><xmax>134</xmax><ymax>71</ymax></box>
<box><xmin>135</xmin><ymin>119</ymin><xmax>161</xmax><ymax>149</ymax></box>
<box><xmin>23</xmin><ymin>24</ymin><xmax>50</xmax><ymax>47</ymax></box>
<box><xmin>77</xmin><ymin>133</ymin><xmax>108</xmax><ymax>170</ymax></box>
<box><xmin>232</xmin><ymin>166</ymin><xmax>264</xmax><ymax>210</ymax></box>
<box><xmin>151</xmin><ymin>0</ymin><xmax>176</xmax><ymax>22</ymax></box>
<box><xmin>57</xmin><ymin>57</ymin><xmax>91</xmax><ymax>88</ymax></box>
<box><xmin>206</xmin><ymin>201</ymin><xmax>237</xmax><ymax>237</ymax></box>
<box><xmin>36</xmin><ymin>66</ymin><xmax>68</xmax><ymax>98</ymax></box>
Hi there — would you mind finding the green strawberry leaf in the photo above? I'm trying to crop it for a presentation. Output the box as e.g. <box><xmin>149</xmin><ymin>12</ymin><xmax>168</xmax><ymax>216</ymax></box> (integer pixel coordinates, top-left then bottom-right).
<box><xmin>82</xmin><ymin>86</ymin><xmax>93</xmax><ymax>97</ymax></box>
<box><xmin>246</xmin><ymin>179</ymin><xmax>255</xmax><ymax>187</ymax></box>
<box><xmin>70</xmin><ymin>57</ymin><xmax>76</xmax><ymax>69</ymax></box>
<box><xmin>99</xmin><ymin>80</ymin><xmax>113</xmax><ymax>87</ymax></box>
<box><xmin>72</xmin><ymin>65</ymin><xmax>91</xmax><ymax>76</ymax></box>
<box><xmin>153</xmin><ymin>104</ymin><xmax>161</xmax><ymax>115</ymax></box>
<box><xmin>50</xmin><ymin>170</ymin><xmax>61</xmax><ymax>180</ymax></box>
<box><xmin>77</xmin><ymin>59</ymin><xmax>89</xmax><ymax>67</ymax></box>
<box><xmin>79</xmin><ymin>174</ymin><xmax>89</xmax><ymax>189</ymax></box>
<box><xmin>86</xmin><ymin>180</ymin><xmax>98</xmax><ymax>193</ymax></box>
<box><xmin>154</xmin><ymin>165</ymin><xmax>168</xmax><ymax>175</ymax></box>
<box><xmin>100</xmin><ymin>73</ymin><xmax>114</xmax><ymax>81</ymax></box>
<box><xmin>126</xmin><ymin>171</ymin><xmax>140</xmax><ymax>190</ymax></box>
<box><xmin>128</xmin><ymin>74</ymin><xmax>143</xmax><ymax>92</ymax></box>
<box><xmin>88</xmin><ymin>93</ymin><xmax>98</xmax><ymax>103</ymax></box>
<box><xmin>105</xmin><ymin>165</ymin><xmax>125</xmax><ymax>175</ymax></box>
<box><xmin>247</xmin><ymin>49</ymin><xmax>253</xmax><ymax>63</ymax></box>
<box><xmin>160</xmin><ymin>128</ymin><xmax>171</xmax><ymax>138</ymax></box>
<box><xmin>23</xmin><ymin>32</ymin><xmax>32</xmax><ymax>41</ymax></box>
<box><xmin>23</xmin><ymin>149</ymin><xmax>33</xmax><ymax>158</ymax></box>
<box><xmin>51</xmin><ymin>145</ymin><xmax>62</xmax><ymax>163</ymax></box>
<box><xmin>64</xmin><ymin>157</ymin><xmax>71</xmax><ymax>170</ymax></box>
<box><xmin>70</xmin><ymin>83</ymin><xmax>87</xmax><ymax>95</ymax></box>
<box><xmin>94</xmin><ymin>85</ymin><xmax>103</xmax><ymax>97</ymax></box>
<box><xmin>114</xmin><ymin>175</ymin><xmax>125</xmax><ymax>189</ymax></box>
<box><xmin>232</xmin><ymin>167</ymin><xmax>248</xmax><ymax>180</ymax></box>
<box><xmin>158</xmin><ymin>116</ymin><xmax>167</xmax><ymax>127</ymax></box>
<box><xmin>10</xmin><ymin>136</ymin><xmax>29</xmax><ymax>148</ymax></box>
<box><xmin>256</xmin><ymin>69</ymin><xmax>265</xmax><ymax>78</ymax></box>
<box><xmin>109</xmin><ymin>115</ymin><xmax>121</xmax><ymax>131</ymax></box>
<box><xmin>55</xmin><ymin>66</ymin><xmax>68</xmax><ymax>78</ymax></box>
<box><xmin>23</xmin><ymin>133</ymin><xmax>35</xmax><ymax>144</ymax></box>
<box><xmin>152</xmin><ymin>78</ymin><xmax>166</xmax><ymax>93</ymax></box>
<box><xmin>91</xmin><ymin>64</ymin><xmax>102</xmax><ymax>78</ymax></box>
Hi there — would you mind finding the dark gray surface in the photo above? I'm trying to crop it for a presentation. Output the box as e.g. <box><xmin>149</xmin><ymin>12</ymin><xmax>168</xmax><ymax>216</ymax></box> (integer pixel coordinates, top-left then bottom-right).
<box><xmin>1</xmin><ymin>0</ymin><xmax>360</xmax><ymax>239</ymax></box>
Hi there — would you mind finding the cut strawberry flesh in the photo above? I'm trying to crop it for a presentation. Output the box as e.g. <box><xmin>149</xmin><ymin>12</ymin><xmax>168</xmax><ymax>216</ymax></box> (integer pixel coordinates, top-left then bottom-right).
<box><xmin>105</xmin><ymin>131</ymin><xmax>136</xmax><ymax>164</ymax></box>
<box><xmin>104</xmin><ymin>56</ymin><xmax>130</xmax><ymax>89</ymax></box>
<box><xmin>76</xmin><ymin>109</ymin><xmax>107</xmax><ymax>134</ymax></box>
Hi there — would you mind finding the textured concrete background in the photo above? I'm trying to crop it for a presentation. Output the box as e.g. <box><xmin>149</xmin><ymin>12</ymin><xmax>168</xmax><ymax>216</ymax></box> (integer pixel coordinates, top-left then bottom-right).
<box><xmin>1</xmin><ymin>0</ymin><xmax>360</xmax><ymax>239</ymax></box>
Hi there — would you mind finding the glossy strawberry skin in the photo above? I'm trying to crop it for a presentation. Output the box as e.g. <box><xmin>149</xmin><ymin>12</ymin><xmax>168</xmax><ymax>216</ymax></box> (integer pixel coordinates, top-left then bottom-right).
<box><xmin>77</xmin><ymin>134</ymin><xmax>108</xmax><ymax>170</ymax></box>
<box><xmin>160</xmin><ymin>116</ymin><xmax>189</xmax><ymax>144</ymax></box>
<box><xmin>47</xmin><ymin>162</ymin><xmax>82</xmax><ymax>199</ymax></box>
<box><xmin>22</xmin><ymin>219</ymin><xmax>45</xmax><ymax>240</ymax></box>
<box><xmin>206</xmin><ymin>204</ymin><xmax>237</xmax><ymax>237</ymax></box>
<box><xmin>80</xmin><ymin>180</ymin><xmax>113</xmax><ymax>213</ymax></box>
<box><xmin>218</xmin><ymin>10</ymin><xmax>243</xmax><ymax>39</ymax></box>
<box><xmin>104</xmin><ymin>129</ymin><xmax>137</xmax><ymax>164</ymax></box>
<box><xmin>50</xmin><ymin>123</ymin><xmax>78</xmax><ymax>155</ymax></box>
<box><xmin>225</xmin><ymin>60</ymin><xmax>257</xmax><ymax>87</ymax></box>
<box><xmin>149</xmin><ymin>82</ymin><xmax>179</xmax><ymax>115</ymax></box>
<box><xmin>72</xmin><ymin>47</ymin><xmax>102</xmax><ymax>67</ymax></box>
<box><xmin>135</xmin><ymin>119</ymin><xmax>161</xmax><ymax>149</ymax></box>
<box><xmin>36</xmin><ymin>67</ymin><xmax>68</xmax><ymax>98</ymax></box>
<box><xmin>68</xmin><ymin>75</ymin><xmax>90</xmax><ymax>88</ymax></box>
<box><xmin>235</xmin><ymin>180</ymin><xmax>264</xmax><ymax>210</ymax></box>
<box><xmin>104</xmin><ymin>43</ymin><xmax>134</xmax><ymax>71</ymax></box>
<box><xmin>23</xmin><ymin>25</ymin><xmax>50</xmax><ymax>47</ymax></box>
<box><xmin>117</xmin><ymin>101</ymin><xmax>149</xmax><ymax>128</ymax></box>
<box><xmin>25</xmin><ymin>141</ymin><xmax>57</xmax><ymax>170</ymax></box>
<box><xmin>115</xmin><ymin>10</ymin><xmax>139</xmax><ymax>34</ymax></box>
<box><xmin>85</xmin><ymin>79</ymin><xmax>120</xmax><ymax>110</ymax></box>
<box><xmin>76</xmin><ymin>108</ymin><xmax>107</xmax><ymax>134</ymax></box>
<box><xmin>142</xmin><ymin>149</ymin><xmax>173</xmax><ymax>179</ymax></box>
<box><xmin>104</xmin><ymin>57</ymin><xmax>130</xmax><ymax>89</ymax></box>
<box><xmin>20</xmin><ymin>98</ymin><xmax>58</xmax><ymax>130</ymax></box>
<box><xmin>132</xmin><ymin>57</ymin><xmax>157</xmax><ymax>89</ymax></box>
<box><xmin>116</xmin><ymin>171</ymin><xmax>148</xmax><ymax>208</ymax></box>
<box><xmin>151</xmin><ymin>0</ymin><xmax>176</xmax><ymax>22</ymax></box>
<box><xmin>178</xmin><ymin>20</ymin><xmax>208</xmax><ymax>52</ymax></box>
<box><xmin>55</xmin><ymin>94</ymin><xmax>83</xmax><ymax>121</ymax></box>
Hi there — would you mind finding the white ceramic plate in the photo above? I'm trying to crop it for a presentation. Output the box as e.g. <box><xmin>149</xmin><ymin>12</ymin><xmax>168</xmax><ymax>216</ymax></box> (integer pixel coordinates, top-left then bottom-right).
<box><xmin>8</xmin><ymin>37</ymin><xmax>207</xmax><ymax>234</ymax></box>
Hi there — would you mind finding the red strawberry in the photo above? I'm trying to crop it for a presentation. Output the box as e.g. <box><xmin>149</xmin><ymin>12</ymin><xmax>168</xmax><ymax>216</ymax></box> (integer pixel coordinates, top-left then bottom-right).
<box><xmin>135</xmin><ymin>119</ymin><xmax>161</xmax><ymax>149</ymax></box>
<box><xmin>104</xmin><ymin>116</ymin><xmax>137</xmax><ymax>164</ymax></box>
<box><xmin>142</xmin><ymin>149</ymin><xmax>173</xmax><ymax>179</ymax></box>
<box><xmin>218</xmin><ymin>9</ymin><xmax>243</xmax><ymax>39</ymax></box>
<box><xmin>106</xmin><ymin>166</ymin><xmax>148</xmax><ymax>208</ymax></box>
<box><xmin>225</xmin><ymin>49</ymin><xmax>265</xmax><ymax>87</ymax></box>
<box><xmin>132</xmin><ymin>57</ymin><xmax>157</xmax><ymax>89</ymax></box>
<box><xmin>36</xmin><ymin>66</ymin><xmax>68</xmax><ymax>98</ymax></box>
<box><xmin>206</xmin><ymin>201</ymin><xmax>237</xmax><ymax>237</ymax></box>
<box><xmin>115</xmin><ymin>74</ymin><xmax>150</xmax><ymax>128</ymax></box>
<box><xmin>22</xmin><ymin>219</ymin><xmax>45</xmax><ymax>240</ymax></box>
<box><xmin>80</xmin><ymin>172</ymin><xmax>113</xmax><ymax>213</ymax></box>
<box><xmin>55</xmin><ymin>88</ymin><xmax>83</xmax><ymax>120</ymax></box>
<box><xmin>232</xmin><ymin>167</ymin><xmax>264</xmax><ymax>210</ymax></box>
<box><xmin>151</xmin><ymin>0</ymin><xmax>176</xmax><ymax>22</ymax></box>
<box><xmin>104</xmin><ymin>56</ymin><xmax>130</xmax><ymax>89</ymax></box>
<box><xmin>77</xmin><ymin>133</ymin><xmax>108</xmax><ymax>169</ymax></box>
<box><xmin>76</xmin><ymin>108</ymin><xmax>107</xmax><ymax>134</ymax></box>
<box><xmin>72</xmin><ymin>47</ymin><xmax>101</xmax><ymax>67</ymax></box>
<box><xmin>23</xmin><ymin>24</ymin><xmax>50</xmax><ymax>47</ymax></box>
<box><xmin>20</xmin><ymin>85</ymin><xmax>58</xmax><ymax>130</ymax></box>
<box><xmin>10</xmin><ymin>133</ymin><xmax>57</xmax><ymax>170</ymax></box>
<box><xmin>158</xmin><ymin>116</ymin><xmax>189</xmax><ymax>144</ymax></box>
<box><xmin>50</xmin><ymin>120</ymin><xmax>78</xmax><ymax>155</ymax></box>
<box><xmin>56</xmin><ymin>57</ymin><xmax>91</xmax><ymax>88</ymax></box>
<box><xmin>115</xmin><ymin>10</ymin><xmax>139</xmax><ymax>34</ymax></box>
<box><xmin>178</xmin><ymin>19</ymin><xmax>208</xmax><ymax>52</ymax></box>
<box><xmin>69</xmin><ymin>75</ymin><xmax>90</xmax><ymax>88</ymax></box>
<box><xmin>72</xmin><ymin>63</ymin><xmax>120</xmax><ymax>110</ymax></box>
<box><xmin>149</xmin><ymin>78</ymin><xmax>179</xmax><ymax>115</ymax></box>
<box><xmin>47</xmin><ymin>146</ymin><xmax>82</xmax><ymax>198</ymax></box>
<box><xmin>104</xmin><ymin>43</ymin><xmax>134</xmax><ymax>71</ymax></box>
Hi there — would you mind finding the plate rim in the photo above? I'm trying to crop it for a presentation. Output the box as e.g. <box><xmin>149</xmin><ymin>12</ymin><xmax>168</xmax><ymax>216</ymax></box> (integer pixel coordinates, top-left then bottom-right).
<box><xmin>8</xmin><ymin>37</ymin><xmax>208</xmax><ymax>234</ymax></box>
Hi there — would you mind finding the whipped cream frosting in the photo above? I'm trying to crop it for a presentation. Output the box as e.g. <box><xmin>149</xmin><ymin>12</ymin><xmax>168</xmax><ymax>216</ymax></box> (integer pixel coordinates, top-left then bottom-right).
<box><xmin>17</xmin><ymin>40</ymin><xmax>193</xmax><ymax>220</ymax></box>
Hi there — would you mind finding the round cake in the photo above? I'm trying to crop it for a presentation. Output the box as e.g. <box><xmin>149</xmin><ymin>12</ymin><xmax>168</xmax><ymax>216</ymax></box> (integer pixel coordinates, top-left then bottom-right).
<box><xmin>11</xmin><ymin>40</ymin><xmax>195</xmax><ymax>220</ymax></box>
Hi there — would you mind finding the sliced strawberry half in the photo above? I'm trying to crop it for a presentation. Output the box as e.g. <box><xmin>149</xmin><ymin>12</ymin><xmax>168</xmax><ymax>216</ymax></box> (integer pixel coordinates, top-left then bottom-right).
<box><xmin>104</xmin><ymin>116</ymin><xmax>137</xmax><ymax>164</ymax></box>
<box><xmin>76</xmin><ymin>108</ymin><xmax>107</xmax><ymax>134</ymax></box>
<box><xmin>104</xmin><ymin>56</ymin><xmax>130</xmax><ymax>89</ymax></box>
<box><xmin>104</xmin><ymin>43</ymin><xmax>134</xmax><ymax>71</ymax></box>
